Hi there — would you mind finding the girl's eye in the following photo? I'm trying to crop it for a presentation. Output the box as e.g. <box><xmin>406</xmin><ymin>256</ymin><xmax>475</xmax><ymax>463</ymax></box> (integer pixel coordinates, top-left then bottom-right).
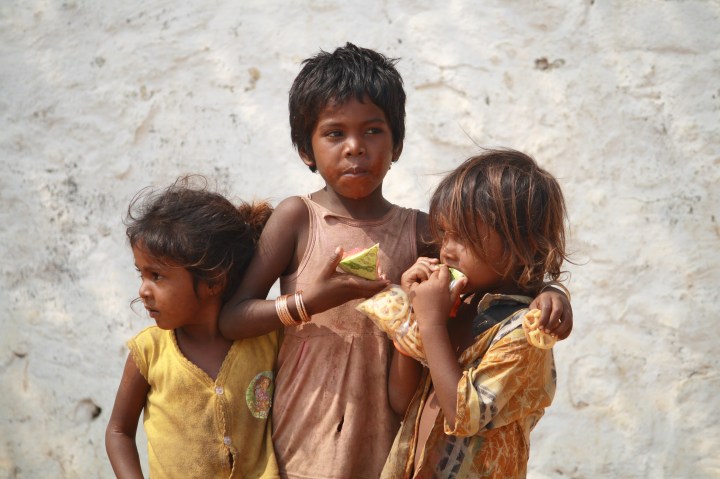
<box><xmin>366</xmin><ymin>127</ymin><xmax>382</xmax><ymax>135</ymax></box>
<box><xmin>326</xmin><ymin>130</ymin><xmax>343</xmax><ymax>138</ymax></box>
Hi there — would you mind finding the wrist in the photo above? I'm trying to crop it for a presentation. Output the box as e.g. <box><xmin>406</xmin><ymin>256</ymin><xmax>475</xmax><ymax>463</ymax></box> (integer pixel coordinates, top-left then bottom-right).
<box><xmin>539</xmin><ymin>281</ymin><xmax>571</xmax><ymax>302</ymax></box>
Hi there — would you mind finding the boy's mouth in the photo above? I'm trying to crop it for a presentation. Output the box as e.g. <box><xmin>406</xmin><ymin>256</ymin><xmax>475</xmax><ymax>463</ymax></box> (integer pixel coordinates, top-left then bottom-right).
<box><xmin>344</xmin><ymin>166</ymin><xmax>368</xmax><ymax>175</ymax></box>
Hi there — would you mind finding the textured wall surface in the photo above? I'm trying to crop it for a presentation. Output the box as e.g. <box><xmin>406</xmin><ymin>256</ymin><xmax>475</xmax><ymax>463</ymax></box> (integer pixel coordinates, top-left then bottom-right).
<box><xmin>1</xmin><ymin>1</ymin><xmax>719</xmax><ymax>478</ymax></box>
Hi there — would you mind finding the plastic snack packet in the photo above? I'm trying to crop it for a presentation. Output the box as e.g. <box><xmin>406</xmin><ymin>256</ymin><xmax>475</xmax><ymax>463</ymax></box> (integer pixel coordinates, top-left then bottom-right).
<box><xmin>356</xmin><ymin>285</ymin><xmax>427</xmax><ymax>365</ymax></box>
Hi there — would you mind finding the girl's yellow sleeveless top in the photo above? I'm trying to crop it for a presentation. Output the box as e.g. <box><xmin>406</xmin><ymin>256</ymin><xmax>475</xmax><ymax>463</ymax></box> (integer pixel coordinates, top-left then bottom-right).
<box><xmin>128</xmin><ymin>326</ymin><xmax>280</xmax><ymax>478</ymax></box>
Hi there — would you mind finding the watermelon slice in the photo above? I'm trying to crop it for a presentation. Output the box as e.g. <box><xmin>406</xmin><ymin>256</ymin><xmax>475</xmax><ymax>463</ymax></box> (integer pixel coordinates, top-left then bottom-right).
<box><xmin>338</xmin><ymin>243</ymin><xmax>380</xmax><ymax>280</ymax></box>
<box><xmin>447</xmin><ymin>267</ymin><xmax>466</xmax><ymax>291</ymax></box>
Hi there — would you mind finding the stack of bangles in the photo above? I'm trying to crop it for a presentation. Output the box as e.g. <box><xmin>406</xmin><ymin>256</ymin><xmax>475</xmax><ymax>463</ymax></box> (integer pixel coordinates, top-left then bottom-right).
<box><xmin>275</xmin><ymin>291</ymin><xmax>312</xmax><ymax>326</ymax></box>
<box><xmin>539</xmin><ymin>281</ymin><xmax>572</xmax><ymax>302</ymax></box>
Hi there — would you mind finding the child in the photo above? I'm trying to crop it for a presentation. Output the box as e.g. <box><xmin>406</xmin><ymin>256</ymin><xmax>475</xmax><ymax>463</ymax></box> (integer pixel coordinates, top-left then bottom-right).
<box><xmin>382</xmin><ymin>149</ymin><xmax>569</xmax><ymax>478</ymax></box>
<box><xmin>105</xmin><ymin>177</ymin><xmax>280</xmax><ymax>478</ymax></box>
<box><xmin>219</xmin><ymin>44</ymin><xmax>572</xmax><ymax>479</ymax></box>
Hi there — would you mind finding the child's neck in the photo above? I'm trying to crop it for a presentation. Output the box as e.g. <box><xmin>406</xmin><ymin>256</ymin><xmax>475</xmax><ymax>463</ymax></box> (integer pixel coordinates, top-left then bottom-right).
<box><xmin>311</xmin><ymin>187</ymin><xmax>392</xmax><ymax>220</ymax></box>
<box><xmin>175</xmin><ymin>320</ymin><xmax>233</xmax><ymax>381</ymax></box>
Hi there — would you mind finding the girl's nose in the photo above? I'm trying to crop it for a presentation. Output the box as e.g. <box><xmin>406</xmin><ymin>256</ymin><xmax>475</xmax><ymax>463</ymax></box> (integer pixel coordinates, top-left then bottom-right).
<box><xmin>441</xmin><ymin>236</ymin><xmax>456</xmax><ymax>258</ymax></box>
<box><xmin>139</xmin><ymin>280</ymin><xmax>151</xmax><ymax>300</ymax></box>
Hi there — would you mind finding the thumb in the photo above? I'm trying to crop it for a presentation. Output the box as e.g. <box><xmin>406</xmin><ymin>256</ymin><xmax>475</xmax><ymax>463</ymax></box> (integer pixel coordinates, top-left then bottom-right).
<box><xmin>320</xmin><ymin>246</ymin><xmax>344</xmax><ymax>279</ymax></box>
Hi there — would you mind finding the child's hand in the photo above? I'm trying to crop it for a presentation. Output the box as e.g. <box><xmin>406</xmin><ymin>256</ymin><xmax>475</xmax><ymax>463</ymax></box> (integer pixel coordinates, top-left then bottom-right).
<box><xmin>302</xmin><ymin>247</ymin><xmax>391</xmax><ymax>315</ymax></box>
<box><xmin>530</xmin><ymin>288</ymin><xmax>573</xmax><ymax>339</ymax></box>
<box><xmin>410</xmin><ymin>265</ymin><xmax>463</xmax><ymax>330</ymax></box>
<box><xmin>400</xmin><ymin>257</ymin><xmax>440</xmax><ymax>292</ymax></box>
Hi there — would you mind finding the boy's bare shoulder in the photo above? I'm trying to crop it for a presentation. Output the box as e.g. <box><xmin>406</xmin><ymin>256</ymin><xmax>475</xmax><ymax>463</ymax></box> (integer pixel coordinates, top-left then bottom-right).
<box><xmin>274</xmin><ymin>195</ymin><xmax>308</xmax><ymax>216</ymax></box>
<box><xmin>265</xmin><ymin>196</ymin><xmax>310</xmax><ymax>236</ymax></box>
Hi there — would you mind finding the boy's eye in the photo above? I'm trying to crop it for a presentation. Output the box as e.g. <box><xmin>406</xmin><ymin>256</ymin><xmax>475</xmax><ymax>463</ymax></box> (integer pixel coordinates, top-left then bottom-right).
<box><xmin>326</xmin><ymin>130</ymin><xmax>343</xmax><ymax>138</ymax></box>
<box><xmin>366</xmin><ymin>127</ymin><xmax>382</xmax><ymax>134</ymax></box>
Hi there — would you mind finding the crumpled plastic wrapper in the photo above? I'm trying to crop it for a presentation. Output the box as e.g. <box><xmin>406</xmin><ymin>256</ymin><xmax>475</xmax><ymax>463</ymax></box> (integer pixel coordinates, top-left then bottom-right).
<box><xmin>356</xmin><ymin>285</ymin><xmax>427</xmax><ymax>365</ymax></box>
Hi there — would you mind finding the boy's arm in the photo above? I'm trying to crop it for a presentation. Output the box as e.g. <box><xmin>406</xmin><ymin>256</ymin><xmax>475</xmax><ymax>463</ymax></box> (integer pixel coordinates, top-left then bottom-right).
<box><xmin>530</xmin><ymin>286</ymin><xmax>573</xmax><ymax>339</ymax></box>
<box><xmin>219</xmin><ymin>196</ymin><xmax>391</xmax><ymax>339</ymax></box>
<box><xmin>219</xmin><ymin>197</ymin><xmax>305</xmax><ymax>339</ymax></box>
<box><xmin>105</xmin><ymin>354</ymin><xmax>149</xmax><ymax>479</ymax></box>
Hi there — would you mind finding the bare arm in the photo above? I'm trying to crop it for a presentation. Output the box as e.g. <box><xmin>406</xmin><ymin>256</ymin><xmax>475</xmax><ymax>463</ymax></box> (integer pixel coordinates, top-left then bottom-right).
<box><xmin>219</xmin><ymin>197</ymin><xmax>304</xmax><ymax>338</ymax></box>
<box><xmin>219</xmin><ymin>196</ymin><xmax>391</xmax><ymax>339</ymax></box>
<box><xmin>386</xmin><ymin>258</ymin><xmax>445</xmax><ymax>417</ymax></box>
<box><xmin>388</xmin><ymin>347</ymin><xmax>423</xmax><ymax>416</ymax></box>
<box><xmin>411</xmin><ymin>265</ymin><xmax>466</xmax><ymax>425</ymax></box>
<box><xmin>105</xmin><ymin>354</ymin><xmax>150</xmax><ymax>479</ymax></box>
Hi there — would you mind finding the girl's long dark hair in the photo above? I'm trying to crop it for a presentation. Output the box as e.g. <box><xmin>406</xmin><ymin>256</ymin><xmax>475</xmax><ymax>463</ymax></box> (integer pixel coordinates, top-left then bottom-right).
<box><xmin>125</xmin><ymin>176</ymin><xmax>272</xmax><ymax>302</ymax></box>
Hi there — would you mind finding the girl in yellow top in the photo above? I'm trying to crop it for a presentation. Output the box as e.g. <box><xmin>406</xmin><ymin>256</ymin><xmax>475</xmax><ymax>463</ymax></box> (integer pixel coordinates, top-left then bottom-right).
<box><xmin>383</xmin><ymin>149</ymin><xmax>571</xmax><ymax>478</ymax></box>
<box><xmin>105</xmin><ymin>177</ymin><xmax>280</xmax><ymax>479</ymax></box>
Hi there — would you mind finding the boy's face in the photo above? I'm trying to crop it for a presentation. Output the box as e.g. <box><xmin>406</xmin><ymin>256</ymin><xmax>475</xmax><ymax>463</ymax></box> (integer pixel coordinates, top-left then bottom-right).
<box><xmin>300</xmin><ymin>96</ymin><xmax>400</xmax><ymax>200</ymax></box>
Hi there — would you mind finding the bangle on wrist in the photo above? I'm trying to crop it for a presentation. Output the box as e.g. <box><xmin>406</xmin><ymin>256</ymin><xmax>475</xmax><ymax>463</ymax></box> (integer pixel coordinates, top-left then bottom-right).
<box><xmin>275</xmin><ymin>294</ymin><xmax>300</xmax><ymax>327</ymax></box>
<box><xmin>539</xmin><ymin>281</ymin><xmax>571</xmax><ymax>302</ymax></box>
<box><xmin>294</xmin><ymin>291</ymin><xmax>312</xmax><ymax>323</ymax></box>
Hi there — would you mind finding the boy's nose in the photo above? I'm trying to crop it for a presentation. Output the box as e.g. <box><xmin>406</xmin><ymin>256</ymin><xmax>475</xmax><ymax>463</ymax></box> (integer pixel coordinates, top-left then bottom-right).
<box><xmin>344</xmin><ymin>136</ymin><xmax>365</xmax><ymax>156</ymax></box>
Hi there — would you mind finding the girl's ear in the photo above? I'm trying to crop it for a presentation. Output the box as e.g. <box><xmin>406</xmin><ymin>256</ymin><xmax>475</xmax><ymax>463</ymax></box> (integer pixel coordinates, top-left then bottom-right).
<box><xmin>205</xmin><ymin>275</ymin><xmax>226</xmax><ymax>298</ymax></box>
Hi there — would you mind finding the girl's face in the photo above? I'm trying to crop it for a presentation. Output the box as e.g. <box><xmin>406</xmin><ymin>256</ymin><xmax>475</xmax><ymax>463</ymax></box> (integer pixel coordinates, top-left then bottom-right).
<box><xmin>439</xmin><ymin>220</ymin><xmax>516</xmax><ymax>295</ymax></box>
<box><xmin>300</xmin><ymin>96</ymin><xmax>400</xmax><ymax>200</ymax></box>
<box><xmin>133</xmin><ymin>244</ymin><xmax>214</xmax><ymax>330</ymax></box>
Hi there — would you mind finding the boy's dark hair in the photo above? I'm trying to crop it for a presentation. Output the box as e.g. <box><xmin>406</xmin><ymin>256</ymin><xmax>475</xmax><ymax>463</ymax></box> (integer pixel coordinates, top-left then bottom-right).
<box><xmin>126</xmin><ymin>176</ymin><xmax>272</xmax><ymax>303</ymax></box>
<box><xmin>289</xmin><ymin>42</ymin><xmax>406</xmax><ymax>171</ymax></box>
<box><xmin>429</xmin><ymin>149</ymin><xmax>569</xmax><ymax>294</ymax></box>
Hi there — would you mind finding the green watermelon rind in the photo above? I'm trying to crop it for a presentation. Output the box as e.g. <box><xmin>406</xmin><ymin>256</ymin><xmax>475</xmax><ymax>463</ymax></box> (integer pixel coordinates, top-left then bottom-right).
<box><xmin>448</xmin><ymin>267</ymin><xmax>465</xmax><ymax>281</ymax></box>
<box><xmin>338</xmin><ymin>243</ymin><xmax>379</xmax><ymax>280</ymax></box>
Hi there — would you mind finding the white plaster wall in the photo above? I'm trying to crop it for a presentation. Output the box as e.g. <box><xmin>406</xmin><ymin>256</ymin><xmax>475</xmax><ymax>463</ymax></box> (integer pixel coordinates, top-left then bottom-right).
<box><xmin>1</xmin><ymin>1</ymin><xmax>718</xmax><ymax>478</ymax></box>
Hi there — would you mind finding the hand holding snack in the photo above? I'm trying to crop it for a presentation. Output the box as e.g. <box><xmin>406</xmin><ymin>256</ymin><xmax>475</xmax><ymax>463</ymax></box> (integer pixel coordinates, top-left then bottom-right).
<box><xmin>522</xmin><ymin>309</ymin><xmax>557</xmax><ymax>349</ymax></box>
<box><xmin>400</xmin><ymin>257</ymin><xmax>439</xmax><ymax>291</ymax></box>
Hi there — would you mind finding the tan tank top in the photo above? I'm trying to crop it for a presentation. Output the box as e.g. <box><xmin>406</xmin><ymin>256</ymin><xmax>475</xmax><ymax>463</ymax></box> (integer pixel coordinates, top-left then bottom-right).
<box><xmin>272</xmin><ymin>196</ymin><xmax>419</xmax><ymax>479</ymax></box>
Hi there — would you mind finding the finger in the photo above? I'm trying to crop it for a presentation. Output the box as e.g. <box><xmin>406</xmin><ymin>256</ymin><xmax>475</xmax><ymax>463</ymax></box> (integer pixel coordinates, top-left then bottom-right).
<box><xmin>531</xmin><ymin>297</ymin><xmax>552</xmax><ymax>331</ymax></box>
<box><xmin>416</xmin><ymin>257</ymin><xmax>440</xmax><ymax>265</ymax></box>
<box><xmin>555</xmin><ymin>316</ymin><xmax>573</xmax><ymax>340</ymax></box>
<box><xmin>540</xmin><ymin>306</ymin><xmax>561</xmax><ymax>334</ymax></box>
<box><xmin>553</xmin><ymin>307</ymin><xmax>573</xmax><ymax>339</ymax></box>
<box><xmin>322</xmin><ymin>246</ymin><xmax>344</xmax><ymax>279</ymax></box>
<box><xmin>407</xmin><ymin>263</ymin><xmax>437</xmax><ymax>282</ymax></box>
